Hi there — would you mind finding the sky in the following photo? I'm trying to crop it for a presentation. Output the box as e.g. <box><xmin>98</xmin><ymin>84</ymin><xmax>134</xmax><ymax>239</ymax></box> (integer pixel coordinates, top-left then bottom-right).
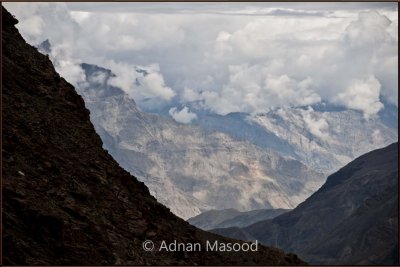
<box><xmin>4</xmin><ymin>2</ymin><xmax>398</xmax><ymax>123</ymax></box>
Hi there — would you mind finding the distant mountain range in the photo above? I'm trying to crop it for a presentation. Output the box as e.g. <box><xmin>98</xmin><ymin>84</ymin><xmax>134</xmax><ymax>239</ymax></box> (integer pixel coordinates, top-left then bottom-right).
<box><xmin>191</xmin><ymin>103</ymin><xmax>398</xmax><ymax>173</ymax></box>
<box><xmin>212</xmin><ymin>142</ymin><xmax>399</xmax><ymax>265</ymax></box>
<box><xmin>188</xmin><ymin>208</ymin><xmax>290</xmax><ymax>230</ymax></box>
<box><xmin>75</xmin><ymin>60</ymin><xmax>397</xmax><ymax>217</ymax></box>
<box><xmin>68</xmin><ymin>62</ymin><xmax>325</xmax><ymax>220</ymax></box>
<box><xmin>35</xmin><ymin>34</ymin><xmax>398</xmax><ymax>220</ymax></box>
<box><xmin>74</xmin><ymin>60</ymin><xmax>397</xmax><ymax>220</ymax></box>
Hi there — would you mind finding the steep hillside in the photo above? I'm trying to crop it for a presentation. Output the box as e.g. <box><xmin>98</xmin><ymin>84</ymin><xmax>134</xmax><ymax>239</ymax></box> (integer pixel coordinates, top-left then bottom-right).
<box><xmin>213</xmin><ymin>143</ymin><xmax>398</xmax><ymax>264</ymax></box>
<box><xmin>1</xmin><ymin>7</ymin><xmax>304</xmax><ymax>265</ymax></box>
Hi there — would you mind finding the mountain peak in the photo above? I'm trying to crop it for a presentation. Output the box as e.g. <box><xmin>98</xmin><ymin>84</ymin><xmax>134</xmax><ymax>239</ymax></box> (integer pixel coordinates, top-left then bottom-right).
<box><xmin>37</xmin><ymin>39</ymin><xmax>51</xmax><ymax>54</ymax></box>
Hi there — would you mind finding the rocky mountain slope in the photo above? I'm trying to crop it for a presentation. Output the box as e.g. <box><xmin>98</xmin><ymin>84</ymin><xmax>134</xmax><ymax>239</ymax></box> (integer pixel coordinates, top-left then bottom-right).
<box><xmin>71</xmin><ymin>62</ymin><xmax>324</xmax><ymax>220</ymax></box>
<box><xmin>249</xmin><ymin>107</ymin><xmax>397</xmax><ymax>173</ymax></box>
<box><xmin>1</xmin><ymin>7</ymin><xmax>304</xmax><ymax>265</ymax></box>
<box><xmin>212</xmin><ymin>142</ymin><xmax>399</xmax><ymax>264</ymax></box>
<box><xmin>188</xmin><ymin>208</ymin><xmax>290</xmax><ymax>230</ymax></box>
<box><xmin>193</xmin><ymin>106</ymin><xmax>397</xmax><ymax>174</ymax></box>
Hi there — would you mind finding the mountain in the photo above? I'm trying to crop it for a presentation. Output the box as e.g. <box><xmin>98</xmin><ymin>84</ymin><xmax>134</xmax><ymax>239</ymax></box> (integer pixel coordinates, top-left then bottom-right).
<box><xmin>37</xmin><ymin>38</ymin><xmax>51</xmax><ymax>54</ymax></box>
<box><xmin>1</xmin><ymin>7</ymin><xmax>304</xmax><ymax>265</ymax></box>
<box><xmin>188</xmin><ymin>208</ymin><xmax>290</xmax><ymax>230</ymax></box>
<box><xmin>193</xmin><ymin>106</ymin><xmax>397</xmax><ymax>173</ymax></box>
<box><xmin>72</xmin><ymin>62</ymin><xmax>325</xmax><ymax>220</ymax></box>
<box><xmin>35</xmin><ymin>40</ymin><xmax>396</xmax><ymax>221</ymax></box>
<box><xmin>212</xmin><ymin>142</ymin><xmax>399</xmax><ymax>264</ymax></box>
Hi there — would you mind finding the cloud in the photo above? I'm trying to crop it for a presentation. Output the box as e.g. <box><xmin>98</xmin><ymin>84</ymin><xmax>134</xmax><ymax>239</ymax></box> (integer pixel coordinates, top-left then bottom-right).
<box><xmin>4</xmin><ymin>2</ymin><xmax>398</xmax><ymax>116</ymax></box>
<box><xmin>104</xmin><ymin>61</ymin><xmax>138</xmax><ymax>97</ymax></box>
<box><xmin>169</xmin><ymin>106</ymin><xmax>197</xmax><ymax>123</ymax></box>
<box><xmin>302</xmin><ymin>107</ymin><xmax>330</xmax><ymax>140</ymax></box>
<box><xmin>104</xmin><ymin>61</ymin><xmax>175</xmax><ymax>106</ymax></box>
<box><xmin>371</xmin><ymin>129</ymin><xmax>383</xmax><ymax>145</ymax></box>
<box><xmin>182</xmin><ymin>87</ymin><xmax>201</xmax><ymax>102</ymax></box>
<box><xmin>18</xmin><ymin>14</ymin><xmax>45</xmax><ymax>36</ymax></box>
<box><xmin>53</xmin><ymin>58</ymin><xmax>87</xmax><ymax>87</ymax></box>
<box><xmin>344</xmin><ymin>10</ymin><xmax>392</xmax><ymax>48</ymax></box>
<box><xmin>87</xmin><ymin>71</ymin><xmax>107</xmax><ymax>85</ymax></box>
<box><xmin>64</xmin><ymin>2</ymin><xmax>396</xmax><ymax>15</ymax></box>
<box><xmin>195</xmin><ymin>66</ymin><xmax>321</xmax><ymax>115</ymax></box>
<box><xmin>141</xmin><ymin>73</ymin><xmax>176</xmax><ymax>101</ymax></box>
<box><xmin>334</xmin><ymin>75</ymin><xmax>383</xmax><ymax>119</ymax></box>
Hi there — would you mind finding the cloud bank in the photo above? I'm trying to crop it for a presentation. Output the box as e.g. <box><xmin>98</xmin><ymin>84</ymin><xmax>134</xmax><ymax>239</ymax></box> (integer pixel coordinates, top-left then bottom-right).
<box><xmin>5</xmin><ymin>2</ymin><xmax>398</xmax><ymax>120</ymax></box>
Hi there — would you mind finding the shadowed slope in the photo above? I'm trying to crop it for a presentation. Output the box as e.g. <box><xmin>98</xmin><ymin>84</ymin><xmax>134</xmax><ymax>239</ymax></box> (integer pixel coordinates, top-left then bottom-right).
<box><xmin>213</xmin><ymin>143</ymin><xmax>398</xmax><ymax>264</ymax></box>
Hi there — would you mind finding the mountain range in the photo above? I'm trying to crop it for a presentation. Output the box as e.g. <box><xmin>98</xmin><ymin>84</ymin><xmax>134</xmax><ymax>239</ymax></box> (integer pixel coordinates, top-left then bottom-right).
<box><xmin>186</xmin><ymin>101</ymin><xmax>398</xmax><ymax>174</ymax></box>
<box><xmin>212</xmin><ymin>142</ymin><xmax>399</xmax><ymax>265</ymax></box>
<box><xmin>2</xmin><ymin>7</ymin><xmax>304</xmax><ymax>265</ymax></box>
<box><xmin>73</xmin><ymin>60</ymin><xmax>397</xmax><ymax>220</ymax></box>
<box><xmin>34</xmin><ymin>30</ymin><xmax>398</xmax><ymax>220</ymax></box>
<box><xmin>72</xmin><ymin>62</ymin><xmax>326</xmax><ymax>220</ymax></box>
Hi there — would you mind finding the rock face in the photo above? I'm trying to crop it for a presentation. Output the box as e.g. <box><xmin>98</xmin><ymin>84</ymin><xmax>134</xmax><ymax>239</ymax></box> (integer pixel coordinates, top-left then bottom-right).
<box><xmin>72</xmin><ymin>62</ymin><xmax>325</xmax><ymax>220</ymax></box>
<box><xmin>1</xmin><ymin>7</ymin><xmax>304</xmax><ymax>265</ymax></box>
<box><xmin>194</xmin><ymin>106</ymin><xmax>397</xmax><ymax>174</ymax></box>
<box><xmin>212</xmin><ymin>143</ymin><xmax>399</xmax><ymax>264</ymax></box>
<box><xmin>248</xmin><ymin>107</ymin><xmax>398</xmax><ymax>173</ymax></box>
<box><xmin>188</xmin><ymin>208</ymin><xmax>290</xmax><ymax>230</ymax></box>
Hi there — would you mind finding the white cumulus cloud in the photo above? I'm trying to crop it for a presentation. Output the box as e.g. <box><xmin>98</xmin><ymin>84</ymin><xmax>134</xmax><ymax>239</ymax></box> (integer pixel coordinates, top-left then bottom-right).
<box><xmin>334</xmin><ymin>75</ymin><xmax>383</xmax><ymax>119</ymax></box>
<box><xmin>169</xmin><ymin>106</ymin><xmax>197</xmax><ymax>124</ymax></box>
<box><xmin>141</xmin><ymin>72</ymin><xmax>176</xmax><ymax>101</ymax></box>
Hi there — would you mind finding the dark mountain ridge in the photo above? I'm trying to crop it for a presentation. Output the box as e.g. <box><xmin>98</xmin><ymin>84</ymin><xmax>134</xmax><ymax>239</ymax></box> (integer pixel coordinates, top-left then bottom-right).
<box><xmin>188</xmin><ymin>208</ymin><xmax>290</xmax><ymax>230</ymax></box>
<box><xmin>213</xmin><ymin>142</ymin><xmax>399</xmax><ymax>264</ymax></box>
<box><xmin>1</xmin><ymin>7</ymin><xmax>303</xmax><ymax>265</ymax></box>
